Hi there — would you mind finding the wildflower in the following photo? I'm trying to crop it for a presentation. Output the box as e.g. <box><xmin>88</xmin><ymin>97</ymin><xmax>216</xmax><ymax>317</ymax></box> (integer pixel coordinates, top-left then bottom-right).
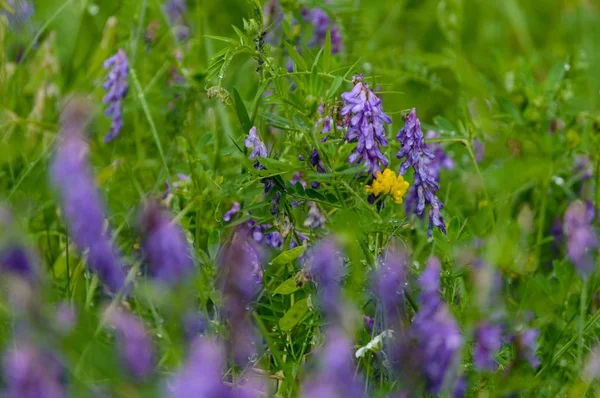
<box><xmin>2</xmin><ymin>340</ymin><xmax>66</xmax><ymax>398</ymax></box>
<box><xmin>102</xmin><ymin>49</ymin><xmax>129</xmax><ymax>142</ymax></box>
<box><xmin>223</xmin><ymin>202</ymin><xmax>241</xmax><ymax>222</ymax></box>
<box><xmin>341</xmin><ymin>74</ymin><xmax>391</xmax><ymax>175</ymax></box>
<box><xmin>474</xmin><ymin>138</ymin><xmax>485</xmax><ymax>163</ymax></box>
<box><xmin>54</xmin><ymin>301</ymin><xmax>77</xmax><ymax>333</ymax></box>
<box><xmin>166</xmin><ymin>337</ymin><xmax>231</xmax><ymax>398</ymax></box>
<box><xmin>563</xmin><ymin>201</ymin><xmax>597</xmax><ymax>277</ymax></box>
<box><xmin>105</xmin><ymin>308</ymin><xmax>155</xmax><ymax>380</ymax></box>
<box><xmin>473</xmin><ymin>322</ymin><xmax>503</xmax><ymax>371</ymax></box>
<box><xmin>164</xmin><ymin>0</ymin><xmax>189</xmax><ymax>40</ymax></box>
<box><xmin>50</xmin><ymin>99</ymin><xmax>126</xmax><ymax>292</ymax></box>
<box><xmin>0</xmin><ymin>246</ymin><xmax>39</xmax><ymax>283</ymax></box>
<box><xmin>374</xmin><ymin>245</ymin><xmax>407</xmax><ymax>327</ymax></box>
<box><xmin>305</xmin><ymin>240</ymin><xmax>343</xmax><ymax>320</ymax></box>
<box><xmin>514</xmin><ymin>328</ymin><xmax>540</xmax><ymax>368</ymax></box>
<box><xmin>396</xmin><ymin>109</ymin><xmax>446</xmax><ymax>235</ymax></box>
<box><xmin>291</xmin><ymin>172</ymin><xmax>307</xmax><ymax>188</ymax></box>
<box><xmin>304</xmin><ymin>8</ymin><xmax>343</xmax><ymax>54</ymax></box>
<box><xmin>245</xmin><ymin>126</ymin><xmax>267</xmax><ymax>163</ymax></box>
<box><xmin>365</xmin><ymin>169</ymin><xmax>410</xmax><ymax>204</ymax></box>
<box><xmin>304</xmin><ymin>202</ymin><xmax>326</xmax><ymax>229</ymax></box>
<box><xmin>137</xmin><ymin>201</ymin><xmax>195</xmax><ymax>285</ymax></box>
<box><xmin>300</xmin><ymin>328</ymin><xmax>365</xmax><ymax>398</ymax></box>
<box><xmin>364</xmin><ymin>315</ymin><xmax>375</xmax><ymax>332</ymax></box>
<box><xmin>411</xmin><ymin>257</ymin><xmax>463</xmax><ymax>395</ymax></box>
<box><xmin>3</xmin><ymin>0</ymin><xmax>34</xmax><ymax>31</ymax></box>
<box><xmin>218</xmin><ymin>226</ymin><xmax>262</xmax><ymax>365</ymax></box>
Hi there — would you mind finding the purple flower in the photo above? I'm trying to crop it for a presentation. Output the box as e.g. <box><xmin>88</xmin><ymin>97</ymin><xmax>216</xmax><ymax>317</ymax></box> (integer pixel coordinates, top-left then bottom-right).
<box><xmin>364</xmin><ymin>315</ymin><xmax>375</xmax><ymax>332</ymax></box>
<box><xmin>182</xmin><ymin>312</ymin><xmax>207</xmax><ymax>342</ymax></box>
<box><xmin>304</xmin><ymin>202</ymin><xmax>326</xmax><ymax>229</ymax></box>
<box><xmin>0</xmin><ymin>246</ymin><xmax>38</xmax><ymax>283</ymax></box>
<box><xmin>304</xmin><ymin>8</ymin><xmax>343</xmax><ymax>54</ymax></box>
<box><xmin>341</xmin><ymin>74</ymin><xmax>391</xmax><ymax>175</ymax></box>
<box><xmin>411</xmin><ymin>257</ymin><xmax>463</xmax><ymax>395</ymax></box>
<box><xmin>563</xmin><ymin>201</ymin><xmax>597</xmax><ymax>277</ymax></box>
<box><xmin>218</xmin><ymin>227</ymin><xmax>262</xmax><ymax>365</ymax></box>
<box><xmin>164</xmin><ymin>0</ymin><xmax>189</xmax><ymax>41</ymax></box>
<box><xmin>224</xmin><ymin>202</ymin><xmax>241</xmax><ymax>222</ymax></box>
<box><xmin>50</xmin><ymin>100</ymin><xmax>126</xmax><ymax>292</ymax></box>
<box><xmin>55</xmin><ymin>301</ymin><xmax>77</xmax><ymax>333</ymax></box>
<box><xmin>374</xmin><ymin>245</ymin><xmax>407</xmax><ymax>327</ymax></box>
<box><xmin>102</xmin><ymin>49</ymin><xmax>129</xmax><ymax>142</ymax></box>
<box><xmin>291</xmin><ymin>172</ymin><xmax>307</xmax><ymax>188</ymax></box>
<box><xmin>105</xmin><ymin>308</ymin><xmax>155</xmax><ymax>380</ymax></box>
<box><xmin>473</xmin><ymin>322</ymin><xmax>503</xmax><ymax>371</ymax></box>
<box><xmin>300</xmin><ymin>328</ymin><xmax>365</xmax><ymax>398</ymax></box>
<box><xmin>137</xmin><ymin>201</ymin><xmax>195</xmax><ymax>285</ymax></box>
<box><xmin>3</xmin><ymin>0</ymin><xmax>34</xmax><ymax>30</ymax></box>
<box><xmin>305</xmin><ymin>240</ymin><xmax>343</xmax><ymax>320</ymax></box>
<box><xmin>166</xmin><ymin>337</ymin><xmax>231</xmax><ymax>397</ymax></box>
<box><xmin>245</xmin><ymin>126</ymin><xmax>268</xmax><ymax>162</ymax></box>
<box><xmin>473</xmin><ymin>138</ymin><xmax>485</xmax><ymax>163</ymax></box>
<box><xmin>396</xmin><ymin>109</ymin><xmax>446</xmax><ymax>235</ymax></box>
<box><xmin>2</xmin><ymin>341</ymin><xmax>66</xmax><ymax>398</ymax></box>
<box><xmin>515</xmin><ymin>328</ymin><xmax>540</xmax><ymax>368</ymax></box>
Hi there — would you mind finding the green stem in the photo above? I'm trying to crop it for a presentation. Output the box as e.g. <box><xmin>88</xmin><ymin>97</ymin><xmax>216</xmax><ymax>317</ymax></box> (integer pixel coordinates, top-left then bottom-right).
<box><xmin>595</xmin><ymin>159</ymin><xmax>600</xmax><ymax>227</ymax></box>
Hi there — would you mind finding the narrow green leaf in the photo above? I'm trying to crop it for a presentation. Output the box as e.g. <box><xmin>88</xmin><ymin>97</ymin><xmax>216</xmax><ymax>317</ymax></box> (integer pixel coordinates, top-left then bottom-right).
<box><xmin>279</xmin><ymin>298</ymin><xmax>309</xmax><ymax>331</ymax></box>
<box><xmin>323</xmin><ymin>30</ymin><xmax>332</xmax><ymax>70</ymax></box>
<box><xmin>273</xmin><ymin>277</ymin><xmax>301</xmax><ymax>295</ymax></box>
<box><xmin>270</xmin><ymin>246</ymin><xmax>306</xmax><ymax>266</ymax></box>
<box><xmin>208</xmin><ymin>230</ymin><xmax>221</xmax><ymax>259</ymax></box>
<box><xmin>204</xmin><ymin>34</ymin><xmax>238</xmax><ymax>45</ymax></box>
<box><xmin>327</xmin><ymin>76</ymin><xmax>343</xmax><ymax>98</ymax></box>
<box><xmin>233</xmin><ymin>88</ymin><xmax>252</xmax><ymax>132</ymax></box>
<box><xmin>284</xmin><ymin>42</ymin><xmax>308</xmax><ymax>71</ymax></box>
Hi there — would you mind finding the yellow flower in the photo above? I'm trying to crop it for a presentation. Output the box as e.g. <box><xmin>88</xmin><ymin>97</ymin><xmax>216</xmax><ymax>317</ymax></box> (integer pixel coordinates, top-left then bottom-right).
<box><xmin>365</xmin><ymin>169</ymin><xmax>410</xmax><ymax>204</ymax></box>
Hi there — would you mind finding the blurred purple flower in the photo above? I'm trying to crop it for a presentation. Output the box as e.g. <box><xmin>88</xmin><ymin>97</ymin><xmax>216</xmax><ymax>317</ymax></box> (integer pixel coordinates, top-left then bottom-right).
<box><xmin>0</xmin><ymin>246</ymin><xmax>38</xmax><ymax>283</ymax></box>
<box><xmin>305</xmin><ymin>240</ymin><xmax>343</xmax><ymax>320</ymax></box>
<box><xmin>105</xmin><ymin>309</ymin><xmax>155</xmax><ymax>380</ymax></box>
<box><xmin>138</xmin><ymin>201</ymin><xmax>195</xmax><ymax>285</ymax></box>
<box><xmin>300</xmin><ymin>328</ymin><xmax>365</xmax><ymax>398</ymax></box>
<box><xmin>224</xmin><ymin>202</ymin><xmax>241</xmax><ymax>222</ymax></box>
<box><xmin>218</xmin><ymin>227</ymin><xmax>262</xmax><ymax>365</ymax></box>
<box><xmin>291</xmin><ymin>172</ymin><xmax>307</xmax><ymax>188</ymax></box>
<box><xmin>341</xmin><ymin>74</ymin><xmax>391</xmax><ymax>175</ymax></box>
<box><xmin>245</xmin><ymin>126</ymin><xmax>268</xmax><ymax>163</ymax></box>
<box><xmin>563</xmin><ymin>201</ymin><xmax>597</xmax><ymax>277</ymax></box>
<box><xmin>50</xmin><ymin>100</ymin><xmax>126</xmax><ymax>293</ymax></box>
<box><xmin>2</xmin><ymin>340</ymin><xmax>66</xmax><ymax>398</ymax></box>
<box><xmin>263</xmin><ymin>0</ymin><xmax>283</xmax><ymax>45</ymax></box>
<box><xmin>396</xmin><ymin>109</ymin><xmax>446</xmax><ymax>235</ymax></box>
<box><xmin>182</xmin><ymin>312</ymin><xmax>207</xmax><ymax>342</ymax></box>
<box><xmin>374</xmin><ymin>245</ymin><xmax>407</xmax><ymax>327</ymax></box>
<box><xmin>303</xmin><ymin>8</ymin><xmax>343</xmax><ymax>54</ymax></box>
<box><xmin>102</xmin><ymin>49</ymin><xmax>129</xmax><ymax>142</ymax></box>
<box><xmin>164</xmin><ymin>0</ymin><xmax>189</xmax><ymax>41</ymax></box>
<box><xmin>55</xmin><ymin>301</ymin><xmax>77</xmax><ymax>333</ymax></box>
<box><xmin>3</xmin><ymin>0</ymin><xmax>34</xmax><ymax>30</ymax></box>
<box><xmin>304</xmin><ymin>202</ymin><xmax>326</xmax><ymax>229</ymax></box>
<box><xmin>411</xmin><ymin>257</ymin><xmax>463</xmax><ymax>395</ymax></box>
<box><xmin>473</xmin><ymin>322</ymin><xmax>503</xmax><ymax>371</ymax></box>
<box><xmin>166</xmin><ymin>337</ymin><xmax>231</xmax><ymax>397</ymax></box>
<box><xmin>364</xmin><ymin>315</ymin><xmax>375</xmax><ymax>332</ymax></box>
<box><xmin>473</xmin><ymin>138</ymin><xmax>484</xmax><ymax>163</ymax></box>
<box><xmin>515</xmin><ymin>328</ymin><xmax>540</xmax><ymax>368</ymax></box>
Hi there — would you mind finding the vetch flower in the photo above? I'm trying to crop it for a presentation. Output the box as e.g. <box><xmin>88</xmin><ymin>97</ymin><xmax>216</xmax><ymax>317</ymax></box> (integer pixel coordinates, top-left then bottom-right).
<box><xmin>102</xmin><ymin>49</ymin><xmax>129</xmax><ymax>142</ymax></box>
<box><xmin>3</xmin><ymin>0</ymin><xmax>34</xmax><ymax>31</ymax></box>
<box><xmin>245</xmin><ymin>126</ymin><xmax>267</xmax><ymax>163</ymax></box>
<box><xmin>137</xmin><ymin>201</ymin><xmax>195</xmax><ymax>285</ymax></box>
<box><xmin>2</xmin><ymin>340</ymin><xmax>66</xmax><ymax>398</ymax></box>
<box><xmin>396</xmin><ymin>109</ymin><xmax>446</xmax><ymax>236</ymax></box>
<box><xmin>365</xmin><ymin>168</ymin><xmax>410</xmax><ymax>204</ymax></box>
<box><xmin>341</xmin><ymin>74</ymin><xmax>392</xmax><ymax>175</ymax></box>
<box><xmin>224</xmin><ymin>202</ymin><xmax>241</xmax><ymax>222</ymax></box>
<box><xmin>305</xmin><ymin>240</ymin><xmax>343</xmax><ymax>320</ymax></box>
<box><xmin>105</xmin><ymin>308</ymin><xmax>155</xmax><ymax>380</ymax></box>
<box><xmin>304</xmin><ymin>8</ymin><xmax>343</xmax><ymax>54</ymax></box>
<box><xmin>304</xmin><ymin>202</ymin><xmax>326</xmax><ymax>229</ymax></box>
<box><xmin>164</xmin><ymin>0</ymin><xmax>189</xmax><ymax>41</ymax></box>
<box><xmin>411</xmin><ymin>257</ymin><xmax>463</xmax><ymax>395</ymax></box>
<box><xmin>50</xmin><ymin>99</ymin><xmax>126</xmax><ymax>292</ymax></box>
<box><xmin>563</xmin><ymin>201</ymin><xmax>597</xmax><ymax>277</ymax></box>
<box><xmin>374</xmin><ymin>245</ymin><xmax>407</xmax><ymax>328</ymax></box>
<box><xmin>0</xmin><ymin>246</ymin><xmax>39</xmax><ymax>283</ymax></box>
<box><xmin>473</xmin><ymin>322</ymin><xmax>503</xmax><ymax>371</ymax></box>
<box><xmin>515</xmin><ymin>328</ymin><xmax>540</xmax><ymax>368</ymax></box>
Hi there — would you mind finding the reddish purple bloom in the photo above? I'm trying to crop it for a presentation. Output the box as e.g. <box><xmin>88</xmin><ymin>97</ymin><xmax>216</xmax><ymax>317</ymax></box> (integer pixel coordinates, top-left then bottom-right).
<box><xmin>396</xmin><ymin>109</ymin><xmax>446</xmax><ymax>235</ymax></box>
<box><xmin>102</xmin><ymin>49</ymin><xmax>129</xmax><ymax>142</ymax></box>
<box><xmin>138</xmin><ymin>201</ymin><xmax>195</xmax><ymax>285</ymax></box>
<box><xmin>105</xmin><ymin>308</ymin><xmax>155</xmax><ymax>380</ymax></box>
<box><xmin>50</xmin><ymin>100</ymin><xmax>126</xmax><ymax>292</ymax></box>
<box><xmin>341</xmin><ymin>74</ymin><xmax>391</xmax><ymax>175</ymax></box>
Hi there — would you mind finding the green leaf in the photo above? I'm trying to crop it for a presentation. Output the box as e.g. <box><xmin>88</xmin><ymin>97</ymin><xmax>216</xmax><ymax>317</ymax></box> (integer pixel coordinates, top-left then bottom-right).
<box><xmin>284</xmin><ymin>42</ymin><xmax>308</xmax><ymax>71</ymax></box>
<box><xmin>233</xmin><ymin>88</ymin><xmax>252</xmax><ymax>132</ymax></box>
<box><xmin>204</xmin><ymin>35</ymin><xmax>238</xmax><ymax>45</ymax></box>
<box><xmin>327</xmin><ymin>76</ymin><xmax>343</xmax><ymax>98</ymax></box>
<box><xmin>323</xmin><ymin>30</ymin><xmax>332</xmax><ymax>70</ymax></box>
<box><xmin>279</xmin><ymin>298</ymin><xmax>309</xmax><ymax>331</ymax></box>
<box><xmin>270</xmin><ymin>246</ymin><xmax>305</xmax><ymax>266</ymax></box>
<box><xmin>273</xmin><ymin>277</ymin><xmax>301</xmax><ymax>295</ymax></box>
<box><xmin>208</xmin><ymin>230</ymin><xmax>221</xmax><ymax>259</ymax></box>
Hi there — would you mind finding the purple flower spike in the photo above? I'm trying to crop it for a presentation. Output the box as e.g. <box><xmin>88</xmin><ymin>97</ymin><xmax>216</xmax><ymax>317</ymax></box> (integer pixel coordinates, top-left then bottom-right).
<box><xmin>341</xmin><ymin>74</ymin><xmax>391</xmax><ymax>175</ymax></box>
<box><xmin>563</xmin><ymin>201</ymin><xmax>597</xmax><ymax>277</ymax></box>
<box><xmin>396</xmin><ymin>109</ymin><xmax>446</xmax><ymax>236</ymax></box>
<box><xmin>375</xmin><ymin>245</ymin><xmax>407</xmax><ymax>327</ymax></box>
<box><xmin>473</xmin><ymin>322</ymin><xmax>503</xmax><ymax>371</ymax></box>
<box><xmin>304</xmin><ymin>8</ymin><xmax>343</xmax><ymax>54</ymax></box>
<box><xmin>224</xmin><ymin>202</ymin><xmax>241</xmax><ymax>222</ymax></box>
<box><xmin>300</xmin><ymin>328</ymin><xmax>365</xmax><ymax>398</ymax></box>
<box><xmin>304</xmin><ymin>202</ymin><xmax>326</xmax><ymax>229</ymax></box>
<box><xmin>305</xmin><ymin>240</ymin><xmax>343</xmax><ymax>320</ymax></box>
<box><xmin>50</xmin><ymin>100</ymin><xmax>126</xmax><ymax>293</ymax></box>
<box><xmin>411</xmin><ymin>257</ymin><xmax>463</xmax><ymax>395</ymax></box>
<box><xmin>166</xmin><ymin>337</ymin><xmax>231</xmax><ymax>398</ymax></box>
<box><xmin>245</xmin><ymin>126</ymin><xmax>268</xmax><ymax>162</ymax></box>
<box><xmin>105</xmin><ymin>308</ymin><xmax>155</xmax><ymax>380</ymax></box>
<box><xmin>102</xmin><ymin>49</ymin><xmax>129</xmax><ymax>142</ymax></box>
<box><xmin>138</xmin><ymin>201</ymin><xmax>195</xmax><ymax>285</ymax></box>
<box><xmin>515</xmin><ymin>328</ymin><xmax>540</xmax><ymax>368</ymax></box>
<box><xmin>2</xmin><ymin>340</ymin><xmax>66</xmax><ymax>398</ymax></box>
<box><xmin>0</xmin><ymin>246</ymin><xmax>39</xmax><ymax>283</ymax></box>
<box><xmin>473</xmin><ymin>138</ymin><xmax>485</xmax><ymax>163</ymax></box>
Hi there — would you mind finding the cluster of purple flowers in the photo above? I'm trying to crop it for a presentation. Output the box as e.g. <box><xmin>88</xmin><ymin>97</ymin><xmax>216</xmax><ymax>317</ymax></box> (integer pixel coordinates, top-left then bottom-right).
<box><xmin>305</xmin><ymin>240</ymin><xmax>343</xmax><ymax>320</ymax></box>
<box><xmin>302</xmin><ymin>7</ymin><xmax>343</xmax><ymax>54</ymax></box>
<box><xmin>563</xmin><ymin>200</ymin><xmax>597</xmax><ymax>277</ymax></box>
<box><xmin>341</xmin><ymin>74</ymin><xmax>392</xmax><ymax>175</ymax></box>
<box><xmin>396</xmin><ymin>109</ymin><xmax>446</xmax><ymax>235</ymax></box>
<box><xmin>164</xmin><ymin>0</ymin><xmax>190</xmax><ymax>41</ymax></box>
<box><xmin>103</xmin><ymin>49</ymin><xmax>129</xmax><ymax>142</ymax></box>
